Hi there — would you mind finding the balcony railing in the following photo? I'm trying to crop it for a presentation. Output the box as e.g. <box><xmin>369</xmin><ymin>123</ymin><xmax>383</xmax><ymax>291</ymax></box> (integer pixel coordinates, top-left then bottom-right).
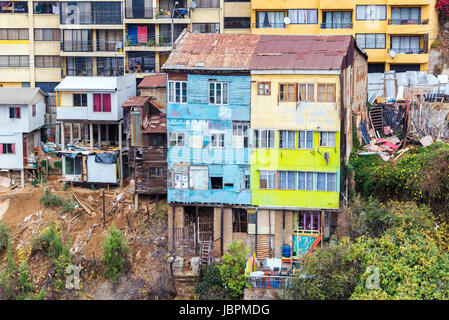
<box><xmin>246</xmin><ymin>275</ymin><xmax>293</xmax><ymax>289</ymax></box>
<box><xmin>125</xmin><ymin>35</ymin><xmax>171</xmax><ymax>47</ymax></box>
<box><xmin>61</xmin><ymin>41</ymin><xmax>93</xmax><ymax>52</ymax></box>
<box><xmin>320</xmin><ymin>22</ymin><xmax>353</xmax><ymax>29</ymax></box>
<box><xmin>253</xmin><ymin>22</ymin><xmax>285</xmax><ymax>29</ymax></box>
<box><xmin>388</xmin><ymin>19</ymin><xmax>429</xmax><ymax>25</ymax></box>
<box><xmin>389</xmin><ymin>47</ymin><xmax>428</xmax><ymax>54</ymax></box>
<box><xmin>125</xmin><ymin>6</ymin><xmax>190</xmax><ymax>19</ymax></box>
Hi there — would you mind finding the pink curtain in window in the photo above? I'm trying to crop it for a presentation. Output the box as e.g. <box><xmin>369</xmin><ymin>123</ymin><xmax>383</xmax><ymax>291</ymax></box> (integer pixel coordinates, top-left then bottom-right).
<box><xmin>93</xmin><ymin>94</ymin><xmax>101</xmax><ymax>112</ymax></box>
<box><xmin>137</xmin><ymin>26</ymin><xmax>147</xmax><ymax>43</ymax></box>
<box><xmin>0</xmin><ymin>144</ymin><xmax>3</xmax><ymax>154</ymax></box>
<box><xmin>11</xmin><ymin>144</ymin><xmax>15</xmax><ymax>154</ymax></box>
<box><xmin>102</xmin><ymin>94</ymin><xmax>111</xmax><ymax>112</ymax></box>
<box><xmin>15</xmin><ymin>108</ymin><xmax>20</xmax><ymax>118</ymax></box>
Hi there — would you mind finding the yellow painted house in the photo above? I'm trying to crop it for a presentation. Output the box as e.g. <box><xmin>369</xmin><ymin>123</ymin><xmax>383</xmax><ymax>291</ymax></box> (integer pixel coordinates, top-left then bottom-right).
<box><xmin>248</xmin><ymin>35</ymin><xmax>367</xmax><ymax>258</ymax></box>
<box><xmin>250</xmin><ymin>0</ymin><xmax>439</xmax><ymax>72</ymax></box>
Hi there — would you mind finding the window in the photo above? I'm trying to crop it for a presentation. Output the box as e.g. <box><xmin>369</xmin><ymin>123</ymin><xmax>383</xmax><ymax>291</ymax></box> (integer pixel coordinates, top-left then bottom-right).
<box><xmin>169</xmin><ymin>132</ymin><xmax>185</xmax><ymax>147</ymax></box>
<box><xmin>9</xmin><ymin>107</ymin><xmax>21</xmax><ymax>119</ymax></box>
<box><xmin>196</xmin><ymin>0</ymin><xmax>220</xmax><ymax>8</ymax></box>
<box><xmin>33</xmin><ymin>1</ymin><xmax>60</xmax><ymax>14</ymax></box>
<box><xmin>259</xmin><ymin>171</ymin><xmax>276</xmax><ymax>189</ymax></box>
<box><xmin>288</xmin><ymin>9</ymin><xmax>318</xmax><ymax>24</ymax></box>
<box><xmin>210</xmin><ymin>132</ymin><xmax>225</xmax><ymax>148</ymax></box>
<box><xmin>97</xmin><ymin>57</ymin><xmax>124</xmax><ymax>76</ymax></box>
<box><xmin>299</xmin><ymin>83</ymin><xmax>314</xmax><ymax>102</ymax></box>
<box><xmin>224</xmin><ymin>17</ymin><xmax>250</xmax><ymax>29</ymax></box>
<box><xmin>32</xmin><ymin>104</ymin><xmax>36</xmax><ymax>117</ymax></box>
<box><xmin>298</xmin><ymin>131</ymin><xmax>314</xmax><ymax>149</ymax></box>
<box><xmin>0</xmin><ymin>143</ymin><xmax>15</xmax><ymax>154</ymax></box>
<box><xmin>0</xmin><ymin>56</ymin><xmax>29</xmax><ymax>68</ymax></box>
<box><xmin>232</xmin><ymin>209</ymin><xmax>247</xmax><ymax>233</ymax></box>
<box><xmin>149</xmin><ymin>167</ymin><xmax>164</xmax><ymax>177</ymax></box>
<box><xmin>190</xmin><ymin>166</ymin><xmax>208</xmax><ymax>190</ymax></box>
<box><xmin>256</xmin><ymin>11</ymin><xmax>285</xmax><ymax>28</ymax></box>
<box><xmin>279</xmin><ymin>130</ymin><xmax>296</xmax><ymax>149</ymax></box>
<box><xmin>254</xmin><ymin>129</ymin><xmax>275</xmax><ymax>149</ymax></box>
<box><xmin>35</xmin><ymin>56</ymin><xmax>60</xmax><ymax>68</ymax></box>
<box><xmin>128</xmin><ymin>51</ymin><xmax>155</xmax><ymax>73</ymax></box>
<box><xmin>65</xmin><ymin>156</ymin><xmax>82</xmax><ymax>175</ymax></box>
<box><xmin>233</xmin><ymin>123</ymin><xmax>249</xmax><ymax>148</ymax></box>
<box><xmin>60</xmin><ymin>2</ymin><xmax>122</xmax><ymax>25</ymax></box>
<box><xmin>0</xmin><ymin>29</ymin><xmax>28</xmax><ymax>40</ymax></box>
<box><xmin>244</xmin><ymin>174</ymin><xmax>250</xmax><ymax>189</ymax></box>
<box><xmin>73</xmin><ymin>93</ymin><xmax>87</xmax><ymax>106</ymax></box>
<box><xmin>298</xmin><ymin>172</ymin><xmax>314</xmax><ymax>191</ymax></box>
<box><xmin>62</xmin><ymin>29</ymin><xmax>92</xmax><ymax>52</ymax></box>
<box><xmin>355</xmin><ymin>33</ymin><xmax>386</xmax><ymax>49</ymax></box>
<box><xmin>209</xmin><ymin>82</ymin><xmax>228</xmax><ymax>105</ymax></box>
<box><xmin>278</xmin><ymin>171</ymin><xmax>296</xmax><ymax>190</ymax></box>
<box><xmin>317</xmin><ymin>172</ymin><xmax>337</xmax><ymax>191</ymax></box>
<box><xmin>258</xmin><ymin>82</ymin><xmax>270</xmax><ymax>95</ymax></box>
<box><xmin>391</xmin><ymin>36</ymin><xmax>421</xmax><ymax>54</ymax></box>
<box><xmin>96</xmin><ymin>29</ymin><xmax>122</xmax><ymax>52</ymax></box>
<box><xmin>66</xmin><ymin>57</ymin><xmax>93</xmax><ymax>76</ymax></box>
<box><xmin>356</xmin><ymin>5</ymin><xmax>386</xmax><ymax>20</ymax></box>
<box><xmin>317</xmin><ymin>84</ymin><xmax>336</xmax><ymax>102</ymax></box>
<box><xmin>391</xmin><ymin>7</ymin><xmax>421</xmax><ymax>25</ymax></box>
<box><xmin>34</xmin><ymin>28</ymin><xmax>60</xmax><ymax>41</ymax></box>
<box><xmin>322</xmin><ymin>11</ymin><xmax>352</xmax><ymax>29</ymax></box>
<box><xmin>93</xmin><ymin>93</ymin><xmax>111</xmax><ymax>112</ymax></box>
<box><xmin>210</xmin><ymin>177</ymin><xmax>223</xmax><ymax>189</ymax></box>
<box><xmin>319</xmin><ymin>132</ymin><xmax>336</xmax><ymax>147</ymax></box>
<box><xmin>279</xmin><ymin>83</ymin><xmax>297</xmax><ymax>102</ymax></box>
<box><xmin>0</xmin><ymin>1</ymin><xmax>28</xmax><ymax>13</ymax></box>
<box><xmin>192</xmin><ymin>23</ymin><xmax>220</xmax><ymax>33</ymax></box>
<box><xmin>168</xmin><ymin>81</ymin><xmax>187</xmax><ymax>103</ymax></box>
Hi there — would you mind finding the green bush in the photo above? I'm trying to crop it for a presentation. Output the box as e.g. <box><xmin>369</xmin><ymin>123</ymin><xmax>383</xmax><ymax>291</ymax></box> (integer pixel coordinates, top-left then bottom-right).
<box><xmin>53</xmin><ymin>161</ymin><xmax>62</xmax><ymax>169</ymax></box>
<box><xmin>0</xmin><ymin>221</ymin><xmax>9</xmax><ymax>252</ymax></box>
<box><xmin>195</xmin><ymin>264</ymin><xmax>230</xmax><ymax>300</ymax></box>
<box><xmin>40</xmin><ymin>190</ymin><xmax>65</xmax><ymax>209</ymax></box>
<box><xmin>102</xmin><ymin>226</ymin><xmax>130</xmax><ymax>282</ymax></box>
<box><xmin>219</xmin><ymin>240</ymin><xmax>248</xmax><ymax>299</ymax></box>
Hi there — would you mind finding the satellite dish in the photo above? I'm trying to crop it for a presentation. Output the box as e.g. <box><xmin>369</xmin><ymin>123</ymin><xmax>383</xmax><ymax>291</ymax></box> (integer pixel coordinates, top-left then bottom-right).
<box><xmin>284</xmin><ymin>17</ymin><xmax>291</xmax><ymax>25</ymax></box>
<box><xmin>190</xmin><ymin>1</ymin><xmax>197</xmax><ymax>9</ymax></box>
<box><xmin>389</xmin><ymin>49</ymin><xmax>396</xmax><ymax>58</ymax></box>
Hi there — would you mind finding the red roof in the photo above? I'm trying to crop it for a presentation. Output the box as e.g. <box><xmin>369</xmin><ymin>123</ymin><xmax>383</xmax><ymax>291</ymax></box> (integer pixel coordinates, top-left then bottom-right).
<box><xmin>149</xmin><ymin>99</ymin><xmax>166</xmax><ymax>113</ymax></box>
<box><xmin>141</xmin><ymin>113</ymin><xmax>167</xmax><ymax>133</ymax></box>
<box><xmin>251</xmin><ymin>35</ymin><xmax>355</xmax><ymax>70</ymax></box>
<box><xmin>122</xmin><ymin>96</ymin><xmax>151</xmax><ymax>108</ymax></box>
<box><xmin>138</xmin><ymin>73</ymin><xmax>167</xmax><ymax>88</ymax></box>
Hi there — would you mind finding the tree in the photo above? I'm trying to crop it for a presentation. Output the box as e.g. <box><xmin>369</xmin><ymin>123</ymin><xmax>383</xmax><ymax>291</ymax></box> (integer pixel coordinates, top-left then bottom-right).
<box><xmin>219</xmin><ymin>240</ymin><xmax>248</xmax><ymax>299</ymax></box>
<box><xmin>195</xmin><ymin>263</ymin><xmax>230</xmax><ymax>300</ymax></box>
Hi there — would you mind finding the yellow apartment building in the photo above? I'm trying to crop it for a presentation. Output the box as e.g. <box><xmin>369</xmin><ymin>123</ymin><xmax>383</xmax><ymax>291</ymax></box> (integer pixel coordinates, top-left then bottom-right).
<box><xmin>0</xmin><ymin>0</ymin><xmax>251</xmax><ymax>90</ymax></box>
<box><xmin>250</xmin><ymin>0</ymin><xmax>439</xmax><ymax>72</ymax></box>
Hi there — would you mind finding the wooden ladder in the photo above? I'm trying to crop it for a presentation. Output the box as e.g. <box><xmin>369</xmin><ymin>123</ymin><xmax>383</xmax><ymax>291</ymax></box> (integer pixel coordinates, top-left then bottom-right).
<box><xmin>200</xmin><ymin>242</ymin><xmax>212</xmax><ymax>266</ymax></box>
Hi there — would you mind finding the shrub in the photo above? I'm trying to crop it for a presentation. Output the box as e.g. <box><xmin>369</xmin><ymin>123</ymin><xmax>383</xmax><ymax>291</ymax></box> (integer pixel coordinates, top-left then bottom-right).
<box><xmin>102</xmin><ymin>226</ymin><xmax>130</xmax><ymax>282</ymax></box>
<box><xmin>219</xmin><ymin>240</ymin><xmax>248</xmax><ymax>299</ymax></box>
<box><xmin>0</xmin><ymin>221</ymin><xmax>9</xmax><ymax>252</ymax></box>
<box><xmin>53</xmin><ymin>161</ymin><xmax>62</xmax><ymax>169</ymax></box>
<box><xmin>195</xmin><ymin>264</ymin><xmax>230</xmax><ymax>300</ymax></box>
<box><xmin>40</xmin><ymin>190</ymin><xmax>65</xmax><ymax>208</ymax></box>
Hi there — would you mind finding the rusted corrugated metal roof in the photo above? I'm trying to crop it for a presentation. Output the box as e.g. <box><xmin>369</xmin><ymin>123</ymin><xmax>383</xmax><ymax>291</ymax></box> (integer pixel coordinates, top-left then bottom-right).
<box><xmin>250</xmin><ymin>35</ymin><xmax>354</xmax><ymax>70</ymax></box>
<box><xmin>122</xmin><ymin>96</ymin><xmax>151</xmax><ymax>108</ymax></box>
<box><xmin>162</xmin><ymin>31</ymin><xmax>260</xmax><ymax>71</ymax></box>
<box><xmin>138</xmin><ymin>73</ymin><xmax>167</xmax><ymax>88</ymax></box>
<box><xmin>141</xmin><ymin>113</ymin><xmax>167</xmax><ymax>133</ymax></box>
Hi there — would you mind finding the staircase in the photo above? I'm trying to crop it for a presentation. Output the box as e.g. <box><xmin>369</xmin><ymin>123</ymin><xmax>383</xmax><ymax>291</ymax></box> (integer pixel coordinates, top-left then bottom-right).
<box><xmin>370</xmin><ymin>104</ymin><xmax>384</xmax><ymax>133</ymax></box>
<box><xmin>200</xmin><ymin>242</ymin><xmax>212</xmax><ymax>266</ymax></box>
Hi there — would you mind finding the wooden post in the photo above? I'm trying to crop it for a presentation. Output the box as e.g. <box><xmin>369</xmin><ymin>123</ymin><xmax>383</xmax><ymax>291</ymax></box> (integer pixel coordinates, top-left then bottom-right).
<box><xmin>89</xmin><ymin>123</ymin><xmax>93</xmax><ymax>150</ymax></box>
<box><xmin>119</xmin><ymin>121</ymin><xmax>123</xmax><ymax>186</ymax></box>
<box><xmin>69</xmin><ymin>123</ymin><xmax>73</xmax><ymax>145</ymax></box>
<box><xmin>60</xmin><ymin>122</ymin><xmax>65</xmax><ymax>150</ymax></box>
<box><xmin>172</xmin><ymin>205</ymin><xmax>176</xmax><ymax>252</ymax></box>
<box><xmin>105</xmin><ymin>124</ymin><xmax>109</xmax><ymax>143</ymax></box>
<box><xmin>102</xmin><ymin>189</ymin><xmax>105</xmax><ymax>229</ymax></box>
<box><xmin>46</xmin><ymin>157</ymin><xmax>49</xmax><ymax>181</ymax></box>
<box><xmin>20</xmin><ymin>169</ymin><xmax>25</xmax><ymax>189</ymax></box>
<box><xmin>134</xmin><ymin>192</ymin><xmax>138</xmax><ymax>216</ymax></box>
<box><xmin>195</xmin><ymin>206</ymin><xmax>199</xmax><ymax>256</ymax></box>
<box><xmin>98</xmin><ymin>124</ymin><xmax>101</xmax><ymax>149</ymax></box>
<box><xmin>78</xmin><ymin>123</ymin><xmax>82</xmax><ymax>141</ymax></box>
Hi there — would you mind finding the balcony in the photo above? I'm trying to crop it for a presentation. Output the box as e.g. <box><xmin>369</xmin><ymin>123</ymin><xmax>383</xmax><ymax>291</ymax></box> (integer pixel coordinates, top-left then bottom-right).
<box><xmin>125</xmin><ymin>6</ymin><xmax>190</xmax><ymax>21</ymax></box>
<box><xmin>61</xmin><ymin>41</ymin><xmax>93</xmax><ymax>53</ymax></box>
<box><xmin>125</xmin><ymin>34</ymin><xmax>172</xmax><ymax>51</ymax></box>
<box><xmin>320</xmin><ymin>22</ymin><xmax>353</xmax><ymax>29</ymax></box>
<box><xmin>387</xmin><ymin>48</ymin><xmax>429</xmax><ymax>64</ymax></box>
<box><xmin>387</xmin><ymin>19</ymin><xmax>429</xmax><ymax>34</ymax></box>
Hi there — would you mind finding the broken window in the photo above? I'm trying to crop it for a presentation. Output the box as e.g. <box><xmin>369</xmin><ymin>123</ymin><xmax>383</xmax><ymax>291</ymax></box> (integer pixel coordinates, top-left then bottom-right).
<box><xmin>149</xmin><ymin>167</ymin><xmax>164</xmax><ymax>177</ymax></box>
<box><xmin>210</xmin><ymin>132</ymin><xmax>225</xmax><ymax>148</ymax></box>
<box><xmin>298</xmin><ymin>131</ymin><xmax>314</xmax><ymax>149</ymax></box>
<box><xmin>319</xmin><ymin>132</ymin><xmax>336</xmax><ymax>147</ymax></box>
<box><xmin>233</xmin><ymin>123</ymin><xmax>249</xmax><ymax>148</ymax></box>
<box><xmin>189</xmin><ymin>166</ymin><xmax>209</xmax><ymax>190</ymax></box>
<box><xmin>259</xmin><ymin>171</ymin><xmax>276</xmax><ymax>189</ymax></box>
<box><xmin>279</xmin><ymin>130</ymin><xmax>296</xmax><ymax>149</ymax></box>
<box><xmin>169</xmin><ymin>132</ymin><xmax>185</xmax><ymax>147</ymax></box>
<box><xmin>232</xmin><ymin>209</ymin><xmax>248</xmax><ymax>233</ymax></box>
<box><xmin>210</xmin><ymin>177</ymin><xmax>223</xmax><ymax>189</ymax></box>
